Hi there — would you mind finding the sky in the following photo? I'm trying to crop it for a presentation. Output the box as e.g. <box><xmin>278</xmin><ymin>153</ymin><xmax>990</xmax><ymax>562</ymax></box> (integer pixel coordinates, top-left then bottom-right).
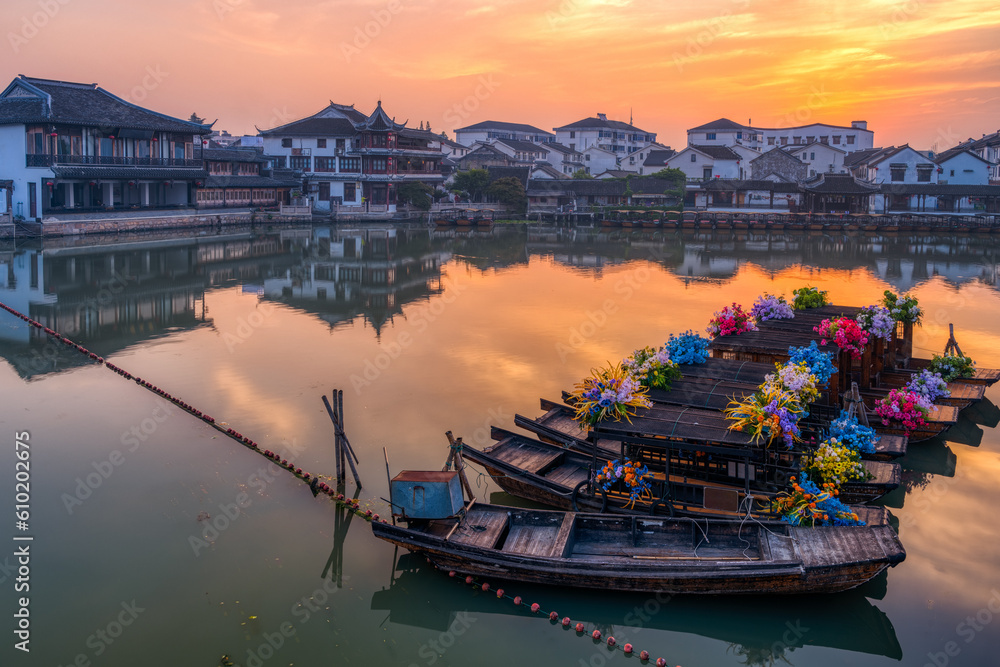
<box><xmin>3</xmin><ymin>0</ymin><xmax>999</xmax><ymax>150</ymax></box>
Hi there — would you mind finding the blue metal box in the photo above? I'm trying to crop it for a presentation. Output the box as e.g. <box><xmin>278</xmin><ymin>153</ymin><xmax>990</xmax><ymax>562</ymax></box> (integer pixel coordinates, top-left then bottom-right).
<box><xmin>390</xmin><ymin>471</ymin><xmax>464</xmax><ymax>519</ymax></box>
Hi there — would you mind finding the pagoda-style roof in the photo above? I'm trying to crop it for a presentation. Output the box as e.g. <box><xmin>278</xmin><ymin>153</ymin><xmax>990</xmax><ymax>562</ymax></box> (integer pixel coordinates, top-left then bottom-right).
<box><xmin>801</xmin><ymin>173</ymin><xmax>881</xmax><ymax>194</ymax></box>
<box><xmin>51</xmin><ymin>165</ymin><xmax>208</xmax><ymax>180</ymax></box>
<box><xmin>355</xmin><ymin>100</ymin><xmax>406</xmax><ymax>132</ymax></box>
<box><xmin>0</xmin><ymin>75</ymin><xmax>211</xmax><ymax>134</ymax></box>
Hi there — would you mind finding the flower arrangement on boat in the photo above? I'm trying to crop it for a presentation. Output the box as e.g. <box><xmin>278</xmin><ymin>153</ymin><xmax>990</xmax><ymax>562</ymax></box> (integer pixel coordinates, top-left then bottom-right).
<box><xmin>763</xmin><ymin>361</ymin><xmax>820</xmax><ymax>408</ymax></box>
<box><xmin>771</xmin><ymin>476</ymin><xmax>864</xmax><ymax>527</ymax></box>
<box><xmin>750</xmin><ymin>294</ymin><xmax>794</xmax><ymax>322</ymax></box>
<box><xmin>882</xmin><ymin>290</ymin><xmax>922</xmax><ymax>324</ymax></box>
<box><xmin>569</xmin><ymin>362</ymin><xmax>653</xmax><ymax>426</ymax></box>
<box><xmin>706</xmin><ymin>302</ymin><xmax>757</xmax><ymax>337</ymax></box>
<box><xmin>906</xmin><ymin>368</ymin><xmax>951</xmax><ymax>402</ymax></box>
<box><xmin>791</xmin><ymin>286</ymin><xmax>829</xmax><ymax>310</ymax></box>
<box><xmin>595</xmin><ymin>459</ymin><xmax>652</xmax><ymax>508</ymax></box>
<box><xmin>802</xmin><ymin>438</ymin><xmax>871</xmax><ymax>487</ymax></box>
<box><xmin>928</xmin><ymin>353</ymin><xmax>975</xmax><ymax>381</ymax></box>
<box><xmin>828</xmin><ymin>411</ymin><xmax>878</xmax><ymax>455</ymax></box>
<box><xmin>855</xmin><ymin>305</ymin><xmax>895</xmax><ymax>342</ymax></box>
<box><xmin>874</xmin><ymin>388</ymin><xmax>932</xmax><ymax>436</ymax></box>
<box><xmin>622</xmin><ymin>346</ymin><xmax>681</xmax><ymax>391</ymax></box>
<box><xmin>787</xmin><ymin>341</ymin><xmax>837</xmax><ymax>384</ymax></box>
<box><xmin>666</xmin><ymin>330</ymin><xmax>710</xmax><ymax>364</ymax></box>
<box><xmin>814</xmin><ymin>317</ymin><xmax>870</xmax><ymax>360</ymax></box>
<box><xmin>724</xmin><ymin>385</ymin><xmax>804</xmax><ymax>448</ymax></box>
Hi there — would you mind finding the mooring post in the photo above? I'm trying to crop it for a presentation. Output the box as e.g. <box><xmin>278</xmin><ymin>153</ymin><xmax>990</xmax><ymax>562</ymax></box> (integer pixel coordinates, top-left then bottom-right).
<box><xmin>321</xmin><ymin>392</ymin><xmax>362</xmax><ymax>489</ymax></box>
<box><xmin>337</xmin><ymin>389</ymin><xmax>347</xmax><ymax>485</ymax></box>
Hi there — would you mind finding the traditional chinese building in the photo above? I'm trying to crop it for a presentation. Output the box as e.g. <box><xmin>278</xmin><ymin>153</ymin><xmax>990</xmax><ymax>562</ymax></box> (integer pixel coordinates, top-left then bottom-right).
<box><xmin>0</xmin><ymin>75</ymin><xmax>211</xmax><ymax>220</ymax></box>
<box><xmin>259</xmin><ymin>101</ymin><xmax>444</xmax><ymax>213</ymax></box>
<box><xmin>195</xmin><ymin>147</ymin><xmax>299</xmax><ymax>209</ymax></box>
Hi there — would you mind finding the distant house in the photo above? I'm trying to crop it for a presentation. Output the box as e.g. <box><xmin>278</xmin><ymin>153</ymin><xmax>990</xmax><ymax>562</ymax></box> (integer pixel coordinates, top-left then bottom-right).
<box><xmin>686</xmin><ymin>117</ymin><xmax>874</xmax><ymax>153</ymax></box>
<box><xmin>749</xmin><ymin>147</ymin><xmax>807</xmax><ymax>182</ymax></box>
<box><xmin>624</xmin><ymin>143</ymin><xmax>673</xmax><ymax>175</ymax></box>
<box><xmin>539</xmin><ymin>142</ymin><xmax>585</xmax><ymax>176</ymax></box>
<box><xmin>0</xmin><ymin>74</ymin><xmax>211</xmax><ymax>220</ymax></box>
<box><xmin>488</xmin><ymin>138</ymin><xmax>548</xmax><ymax>165</ymax></box>
<box><xmin>933</xmin><ymin>148</ymin><xmax>991</xmax><ymax>185</ymax></box>
<box><xmin>665</xmin><ymin>145</ymin><xmax>745</xmax><ymax>181</ymax></box>
<box><xmin>454</xmin><ymin>121</ymin><xmax>554</xmax><ymax>147</ymax></box>
<box><xmin>457</xmin><ymin>144</ymin><xmax>513</xmax><ymax>170</ymax></box>
<box><xmin>581</xmin><ymin>145</ymin><xmax>619</xmax><ymax>176</ymax></box>
<box><xmin>953</xmin><ymin>131</ymin><xmax>1000</xmax><ymax>184</ymax></box>
<box><xmin>260</xmin><ymin>101</ymin><xmax>444</xmax><ymax>212</ymax></box>
<box><xmin>553</xmin><ymin>113</ymin><xmax>657</xmax><ymax>156</ymax></box>
<box><xmin>641</xmin><ymin>149</ymin><xmax>678</xmax><ymax>175</ymax></box>
<box><xmin>196</xmin><ymin>147</ymin><xmax>298</xmax><ymax>209</ymax></box>
<box><xmin>787</xmin><ymin>142</ymin><xmax>847</xmax><ymax>177</ymax></box>
<box><xmin>849</xmin><ymin>145</ymin><xmax>938</xmax><ymax>185</ymax></box>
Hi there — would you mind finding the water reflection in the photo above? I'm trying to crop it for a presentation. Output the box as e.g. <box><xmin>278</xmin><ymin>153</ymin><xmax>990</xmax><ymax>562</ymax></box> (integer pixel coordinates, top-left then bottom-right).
<box><xmin>371</xmin><ymin>557</ymin><xmax>902</xmax><ymax>663</ymax></box>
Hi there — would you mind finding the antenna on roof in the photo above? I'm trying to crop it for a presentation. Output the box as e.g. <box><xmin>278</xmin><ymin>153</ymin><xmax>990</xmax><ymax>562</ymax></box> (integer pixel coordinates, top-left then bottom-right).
<box><xmin>630</xmin><ymin>108</ymin><xmax>633</xmax><ymax>125</ymax></box>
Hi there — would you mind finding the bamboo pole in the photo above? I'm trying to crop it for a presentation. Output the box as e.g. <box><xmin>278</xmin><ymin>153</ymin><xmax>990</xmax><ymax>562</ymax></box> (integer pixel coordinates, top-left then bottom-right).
<box><xmin>322</xmin><ymin>393</ymin><xmax>362</xmax><ymax>488</ymax></box>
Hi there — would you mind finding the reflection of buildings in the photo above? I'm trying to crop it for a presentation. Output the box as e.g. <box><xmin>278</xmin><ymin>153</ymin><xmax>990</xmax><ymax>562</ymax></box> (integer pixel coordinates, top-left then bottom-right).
<box><xmin>0</xmin><ymin>231</ymin><xmax>299</xmax><ymax>378</ymax></box>
<box><xmin>260</xmin><ymin>227</ymin><xmax>451</xmax><ymax>336</ymax></box>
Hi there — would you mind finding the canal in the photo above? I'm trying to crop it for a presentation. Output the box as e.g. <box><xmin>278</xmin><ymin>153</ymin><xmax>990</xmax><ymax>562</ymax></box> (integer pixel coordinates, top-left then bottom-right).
<box><xmin>1</xmin><ymin>224</ymin><xmax>999</xmax><ymax>666</ymax></box>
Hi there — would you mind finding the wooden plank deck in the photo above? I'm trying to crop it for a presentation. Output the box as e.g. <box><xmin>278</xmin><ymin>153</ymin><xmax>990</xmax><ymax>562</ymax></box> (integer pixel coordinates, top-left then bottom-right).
<box><xmin>863</xmin><ymin>460</ymin><xmax>901</xmax><ymax>487</ymax></box>
<box><xmin>488</xmin><ymin>438</ymin><xmax>563</xmax><ymax>473</ymax></box>
<box><xmin>448</xmin><ymin>507</ymin><xmax>509</xmax><ymax>549</ymax></box>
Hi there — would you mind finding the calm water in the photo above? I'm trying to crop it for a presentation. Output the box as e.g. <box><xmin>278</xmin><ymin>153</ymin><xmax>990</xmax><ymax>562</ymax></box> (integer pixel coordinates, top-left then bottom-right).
<box><xmin>1</xmin><ymin>224</ymin><xmax>999</xmax><ymax>667</ymax></box>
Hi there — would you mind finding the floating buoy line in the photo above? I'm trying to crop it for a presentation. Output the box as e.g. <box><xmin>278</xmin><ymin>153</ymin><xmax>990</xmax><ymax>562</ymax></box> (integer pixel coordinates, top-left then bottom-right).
<box><xmin>0</xmin><ymin>300</ymin><xmax>381</xmax><ymax>524</ymax></box>
<box><xmin>2</xmin><ymin>300</ymin><xmax>680</xmax><ymax>665</ymax></box>
<box><xmin>446</xmin><ymin>570</ymin><xmax>680</xmax><ymax>667</ymax></box>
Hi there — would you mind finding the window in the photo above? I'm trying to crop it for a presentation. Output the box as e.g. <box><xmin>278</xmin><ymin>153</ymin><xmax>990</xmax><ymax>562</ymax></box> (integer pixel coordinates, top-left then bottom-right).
<box><xmin>780</xmin><ymin>137</ymin><xmax>788</xmax><ymax>146</ymax></box>
<box><xmin>703</xmin><ymin>167</ymin><xmax>713</xmax><ymax>179</ymax></box>
<box><xmin>318</xmin><ymin>182</ymin><xmax>330</xmax><ymax>201</ymax></box>
<box><xmin>570</xmin><ymin>131</ymin><xmax>575</xmax><ymax>139</ymax></box>
<box><xmin>846</xmin><ymin>135</ymin><xmax>856</xmax><ymax>145</ymax></box>
<box><xmin>793</xmin><ymin>136</ymin><xmax>802</xmax><ymax>144</ymax></box>
<box><xmin>317</xmin><ymin>138</ymin><xmax>327</xmax><ymax>148</ymax></box>
<box><xmin>832</xmin><ymin>136</ymin><xmax>841</xmax><ymax>144</ymax></box>
<box><xmin>344</xmin><ymin>183</ymin><xmax>356</xmax><ymax>201</ymax></box>
<box><xmin>585</xmin><ymin>154</ymin><xmax>590</xmax><ymax>161</ymax></box>
<box><xmin>290</xmin><ymin>156</ymin><xmax>311</xmax><ymax>170</ymax></box>
<box><xmin>950</xmin><ymin>170</ymin><xmax>955</xmax><ymax>177</ymax></box>
<box><xmin>690</xmin><ymin>153</ymin><xmax>697</xmax><ymax>162</ymax></box>
<box><xmin>890</xmin><ymin>167</ymin><xmax>905</xmax><ymax>181</ymax></box>
<box><xmin>820</xmin><ymin>136</ymin><xmax>828</xmax><ymax>144</ymax></box>
<box><xmin>340</xmin><ymin>157</ymin><xmax>360</xmax><ymax>172</ymax></box>
<box><xmin>569</xmin><ymin>143</ymin><xmax>575</xmax><ymax>151</ymax></box>
<box><xmin>736</xmin><ymin>132</ymin><xmax>742</xmax><ymax>139</ymax></box>
<box><xmin>917</xmin><ymin>167</ymin><xmax>932</xmax><ymax>182</ymax></box>
<box><xmin>272</xmin><ymin>156</ymin><xmax>286</xmax><ymax>168</ymax></box>
<box><xmin>174</xmin><ymin>143</ymin><xmax>185</xmax><ymax>160</ymax></box>
<box><xmin>369</xmin><ymin>157</ymin><xmax>387</xmax><ymax>172</ymax></box>
<box><xmin>767</xmin><ymin>137</ymin><xmax>775</xmax><ymax>145</ymax></box>
<box><xmin>281</xmin><ymin>138</ymin><xmax>292</xmax><ymax>148</ymax></box>
<box><xmin>707</xmin><ymin>133</ymin><xmax>716</xmax><ymax>140</ymax></box>
<box><xmin>315</xmin><ymin>156</ymin><xmax>336</xmax><ymax>172</ymax></box>
<box><xmin>336</xmin><ymin>138</ymin><xmax>345</xmax><ymax>152</ymax></box>
<box><xmin>57</xmin><ymin>136</ymin><xmax>71</xmax><ymax>155</ymax></box>
<box><xmin>810</xmin><ymin>152</ymin><xmax>815</xmax><ymax>160</ymax></box>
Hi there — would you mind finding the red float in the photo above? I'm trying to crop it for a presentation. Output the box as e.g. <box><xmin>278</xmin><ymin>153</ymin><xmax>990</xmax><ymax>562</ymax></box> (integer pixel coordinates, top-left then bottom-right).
<box><xmin>495</xmin><ymin>589</ymin><xmax>504</xmax><ymax>598</ymax></box>
<box><xmin>481</xmin><ymin>583</ymin><xmax>490</xmax><ymax>592</ymax></box>
<box><xmin>561</xmin><ymin>617</ymin><xmax>570</xmax><ymax>627</ymax></box>
<box><xmin>592</xmin><ymin>630</ymin><xmax>602</xmax><ymax>640</ymax></box>
<box><xmin>548</xmin><ymin>611</ymin><xmax>558</xmax><ymax>621</ymax></box>
<box><xmin>530</xmin><ymin>603</ymin><xmax>540</xmax><ymax>613</ymax></box>
<box><xmin>607</xmin><ymin>637</ymin><xmax>616</xmax><ymax>647</ymax></box>
<box><xmin>465</xmin><ymin>576</ymin><xmax>473</xmax><ymax>585</ymax></box>
<box><xmin>623</xmin><ymin>643</ymin><xmax>633</xmax><ymax>654</ymax></box>
<box><xmin>656</xmin><ymin>659</ymin><xmax>666</xmax><ymax>667</ymax></box>
<box><xmin>513</xmin><ymin>596</ymin><xmax>522</xmax><ymax>606</ymax></box>
<box><xmin>575</xmin><ymin>623</ymin><xmax>585</xmax><ymax>633</ymax></box>
<box><xmin>640</xmin><ymin>650</ymin><xmax>649</xmax><ymax>660</ymax></box>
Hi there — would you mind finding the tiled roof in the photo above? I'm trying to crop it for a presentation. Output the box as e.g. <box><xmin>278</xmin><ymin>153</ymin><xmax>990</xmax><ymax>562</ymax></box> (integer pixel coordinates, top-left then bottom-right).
<box><xmin>0</xmin><ymin>75</ymin><xmax>210</xmax><ymax>134</ymax></box>
<box><xmin>494</xmin><ymin>138</ymin><xmax>546</xmax><ymax>153</ymax></box>
<box><xmin>689</xmin><ymin>145</ymin><xmax>742</xmax><ymax>160</ymax></box>
<box><xmin>956</xmin><ymin>131</ymin><xmax>1000</xmax><ymax>150</ymax></box>
<box><xmin>688</xmin><ymin>118</ymin><xmax>749</xmax><ymax>132</ymax></box>
<box><xmin>355</xmin><ymin>100</ymin><xmax>405</xmax><ymax>132</ymax></box>
<box><xmin>879</xmin><ymin>183</ymin><xmax>1000</xmax><ymax>196</ymax></box>
<box><xmin>542</xmin><ymin>142</ymin><xmax>579</xmax><ymax>155</ymax></box>
<box><xmin>933</xmin><ymin>147</ymin><xmax>992</xmax><ymax>165</ymax></box>
<box><xmin>455</xmin><ymin>120</ymin><xmax>553</xmax><ymax>136</ymax></box>
<box><xmin>800</xmin><ymin>173</ymin><xmax>880</xmax><ymax>194</ymax></box>
<box><xmin>51</xmin><ymin>166</ymin><xmax>208</xmax><ymax>180</ymax></box>
<box><xmin>202</xmin><ymin>148</ymin><xmax>266</xmax><ymax>163</ymax></box>
<box><xmin>530</xmin><ymin>164</ymin><xmax>567</xmax><ymax>179</ymax></box>
<box><xmin>553</xmin><ymin>117</ymin><xmax>653</xmax><ymax>134</ymax></box>
<box><xmin>843</xmin><ymin>147</ymin><xmax>892</xmax><ymax>168</ymax></box>
<box><xmin>643</xmin><ymin>149</ymin><xmax>677</xmax><ymax>166</ymax></box>
<box><xmin>699</xmin><ymin>179</ymin><xmax>799</xmax><ymax>193</ymax></box>
<box><xmin>792</xmin><ymin>141</ymin><xmax>846</xmax><ymax>154</ymax></box>
<box><xmin>259</xmin><ymin>117</ymin><xmax>357</xmax><ymax>136</ymax></box>
<box><xmin>527</xmin><ymin>176</ymin><xmax>681</xmax><ymax>196</ymax></box>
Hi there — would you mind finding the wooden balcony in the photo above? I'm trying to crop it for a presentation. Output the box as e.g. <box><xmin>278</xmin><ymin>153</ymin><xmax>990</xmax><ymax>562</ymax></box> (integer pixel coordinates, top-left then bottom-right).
<box><xmin>26</xmin><ymin>154</ymin><xmax>203</xmax><ymax>168</ymax></box>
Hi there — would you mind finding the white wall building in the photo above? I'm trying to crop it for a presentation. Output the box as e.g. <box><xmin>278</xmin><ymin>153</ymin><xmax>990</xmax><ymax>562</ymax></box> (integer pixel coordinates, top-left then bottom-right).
<box><xmin>553</xmin><ymin>114</ymin><xmax>657</xmax><ymax>156</ymax></box>
<box><xmin>665</xmin><ymin>145</ymin><xmax>745</xmax><ymax>181</ymax></box>
<box><xmin>787</xmin><ymin>142</ymin><xmax>847</xmax><ymax>177</ymax></box>
<box><xmin>581</xmin><ymin>146</ymin><xmax>619</xmax><ymax>176</ymax></box>
<box><xmin>934</xmin><ymin>148</ymin><xmax>992</xmax><ymax>185</ymax></box>
<box><xmin>686</xmin><ymin>118</ymin><xmax>874</xmax><ymax>154</ymax></box>
<box><xmin>454</xmin><ymin>121</ymin><xmax>554</xmax><ymax>147</ymax></box>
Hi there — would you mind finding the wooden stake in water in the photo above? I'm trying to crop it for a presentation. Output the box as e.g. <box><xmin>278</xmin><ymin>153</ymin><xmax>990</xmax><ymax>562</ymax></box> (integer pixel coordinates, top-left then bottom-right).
<box><xmin>322</xmin><ymin>392</ymin><xmax>362</xmax><ymax>489</ymax></box>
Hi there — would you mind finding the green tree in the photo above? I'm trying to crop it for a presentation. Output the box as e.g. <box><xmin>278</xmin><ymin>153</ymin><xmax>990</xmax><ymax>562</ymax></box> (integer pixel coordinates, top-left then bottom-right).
<box><xmin>452</xmin><ymin>169</ymin><xmax>490</xmax><ymax>202</ymax></box>
<box><xmin>571</xmin><ymin>169</ymin><xmax>594</xmax><ymax>179</ymax></box>
<box><xmin>649</xmin><ymin>167</ymin><xmax>687</xmax><ymax>199</ymax></box>
<box><xmin>397</xmin><ymin>181</ymin><xmax>434</xmax><ymax>210</ymax></box>
<box><xmin>486</xmin><ymin>176</ymin><xmax>527</xmax><ymax>214</ymax></box>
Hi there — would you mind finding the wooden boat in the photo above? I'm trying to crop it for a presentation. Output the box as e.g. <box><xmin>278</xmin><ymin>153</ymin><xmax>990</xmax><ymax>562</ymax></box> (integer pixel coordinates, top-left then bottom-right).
<box><xmin>475</xmin><ymin>209</ymin><xmax>496</xmax><ymax>229</ymax></box>
<box><xmin>514</xmin><ymin>398</ymin><xmax>900</xmax><ymax>505</ymax></box>
<box><xmin>455</xmin><ymin>209</ymin><xmax>474</xmax><ymax>227</ymax></box>
<box><xmin>371</xmin><ymin>503</ymin><xmax>906</xmax><ymax>595</ymax></box>
<box><xmin>464</xmin><ymin>426</ymin><xmax>892</xmax><ymax>524</ymax></box>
